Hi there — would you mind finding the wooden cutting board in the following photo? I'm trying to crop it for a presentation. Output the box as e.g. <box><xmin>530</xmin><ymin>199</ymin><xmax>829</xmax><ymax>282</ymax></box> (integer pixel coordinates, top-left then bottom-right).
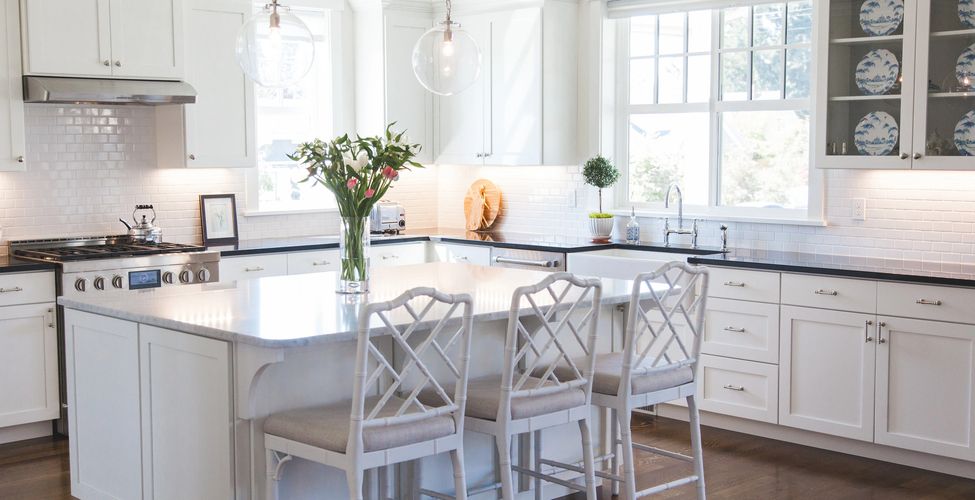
<box><xmin>463</xmin><ymin>179</ymin><xmax>502</xmax><ymax>231</ymax></box>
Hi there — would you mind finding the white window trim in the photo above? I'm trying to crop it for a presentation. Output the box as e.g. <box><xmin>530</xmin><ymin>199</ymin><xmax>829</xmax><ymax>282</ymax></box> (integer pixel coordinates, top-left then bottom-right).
<box><xmin>243</xmin><ymin>0</ymin><xmax>350</xmax><ymax>216</ymax></box>
<box><xmin>611</xmin><ymin>4</ymin><xmax>824</xmax><ymax>225</ymax></box>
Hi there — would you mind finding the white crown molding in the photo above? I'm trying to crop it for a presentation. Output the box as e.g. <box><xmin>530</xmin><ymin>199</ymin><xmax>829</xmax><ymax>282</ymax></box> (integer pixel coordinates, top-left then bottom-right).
<box><xmin>382</xmin><ymin>0</ymin><xmax>435</xmax><ymax>13</ymax></box>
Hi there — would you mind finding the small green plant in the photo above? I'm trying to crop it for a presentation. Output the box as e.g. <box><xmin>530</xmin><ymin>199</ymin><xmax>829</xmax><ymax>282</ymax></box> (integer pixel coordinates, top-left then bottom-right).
<box><xmin>583</xmin><ymin>155</ymin><xmax>620</xmax><ymax>217</ymax></box>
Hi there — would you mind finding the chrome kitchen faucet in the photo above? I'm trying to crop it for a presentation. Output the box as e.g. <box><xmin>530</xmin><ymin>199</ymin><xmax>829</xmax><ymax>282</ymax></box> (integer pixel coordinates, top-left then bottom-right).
<box><xmin>663</xmin><ymin>183</ymin><xmax>699</xmax><ymax>247</ymax></box>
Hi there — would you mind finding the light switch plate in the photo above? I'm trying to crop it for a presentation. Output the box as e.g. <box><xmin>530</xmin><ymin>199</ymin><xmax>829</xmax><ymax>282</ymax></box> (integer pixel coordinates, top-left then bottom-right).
<box><xmin>852</xmin><ymin>198</ymin><xmax>866</xmax><ymax>221</ymax></box>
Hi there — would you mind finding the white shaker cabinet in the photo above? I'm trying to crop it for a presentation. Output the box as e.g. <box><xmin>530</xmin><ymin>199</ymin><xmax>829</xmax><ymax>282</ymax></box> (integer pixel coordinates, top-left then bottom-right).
<box><xmin>0</xmin><ymin>303</ymin><xmax>58</xmax><ymax>429</ymax></box>
<box><xmin>287</xmin><ymin>249</ymin><xmax>341</xmax><ymax>275</ymax></box>
<box><xmin>384</xmin><ymin>12</ymin><xmax>435</xmax><ymax>164</ymax></box>
<box><xmin>21</xmin><ymin>0</ymin><xmax>183</xmax><ymax>80</ymax></box>
<box><xmin>436</xmin><ymin>10</ymin><xmax>492</xmax><ymax>165</ymax></box>
<box><xmin>0</xmin><ymin>0</ymin><xmax>25</xmax><ymax>172</ymax></box>
<box><xmin>157</xmin><ymin>0</ymin><xmax>255</xmax><ymax>169</ymax></box>
<box><xmin>875</xmin><ymin>317</ymin><xmax>975</xmax><ymax>461</ymax></box>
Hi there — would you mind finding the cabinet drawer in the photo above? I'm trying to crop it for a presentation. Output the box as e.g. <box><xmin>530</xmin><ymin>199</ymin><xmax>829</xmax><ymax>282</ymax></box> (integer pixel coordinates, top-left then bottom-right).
<box><xmin>878</xmin><ymin>282</ymin><xmax>975</xmax><ymax>324</ymax></box>
<box><xmin>0</xmin><ymin>272</ymin><xmax>56</xmax><ymax>307</ymax></box>
<box><xmin>707</xmin><ymin>267</ymin><xmax>780</xmax><ymax>303</ymax></box>
<box><xmin>704</xmin><ymin>298</ymin><xmax>779</xmax><ymax>364</ymax></box>
<box><xmin>220</xmin><ymin>254</ymin><xmax>288</xmax><ymax>282</ymax></box>
<box><xmin>287</xmin><ymin>250</ymin><xmax>340</xmax><ymax>275</ymax></box>
<box><xmin>698</xmin><ymin>354</ymin><xmax>778</xmax><ymax>424</ymax></box>
<box><xmin>435</xmin><ymin>243</ymin><xmax>491</xmax><ymax>266</ymax></box>
<box><xmin>373</xmin><ymin>242</ymin><xmax>428</xmax><ymax>267</ymax></box>
<box><xmin>781</xmin><ymin>274</ymin><xmax>877</xmax><ymax>313</ymax></box>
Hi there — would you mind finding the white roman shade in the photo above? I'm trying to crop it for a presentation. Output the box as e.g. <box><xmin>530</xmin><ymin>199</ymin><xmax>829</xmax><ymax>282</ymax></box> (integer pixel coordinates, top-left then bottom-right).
<box><xmin>607</xmin><ymin>0</ymin><xmax>771</xmax><ymax>18</ymax></box>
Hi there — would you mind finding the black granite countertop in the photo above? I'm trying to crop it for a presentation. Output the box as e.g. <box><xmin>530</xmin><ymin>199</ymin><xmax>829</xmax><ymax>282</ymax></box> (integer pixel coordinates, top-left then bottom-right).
<box><xmin>0</xmin><ymin>256</ymin><xmax>59</xmax><ymax>274</ymax></box>
<box><xmin>690</xmin><ymin>249</ymin><xmax>975</xmax><ymax>288</ymax></box>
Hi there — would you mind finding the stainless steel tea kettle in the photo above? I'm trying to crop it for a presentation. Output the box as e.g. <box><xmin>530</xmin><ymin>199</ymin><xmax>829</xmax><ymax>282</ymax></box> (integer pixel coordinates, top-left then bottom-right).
<box><xmin>120</xmin><ymin>205</ymin><xmax>163</xmax><ymax>244</ymax></box>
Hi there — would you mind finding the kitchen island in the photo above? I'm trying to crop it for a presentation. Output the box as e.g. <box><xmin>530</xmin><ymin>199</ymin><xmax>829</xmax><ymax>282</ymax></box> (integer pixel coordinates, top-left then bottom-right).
<box><xmin>59</xmin><ymin>262</ymin><xmax>657</xmax><ymax>500</ymax></box>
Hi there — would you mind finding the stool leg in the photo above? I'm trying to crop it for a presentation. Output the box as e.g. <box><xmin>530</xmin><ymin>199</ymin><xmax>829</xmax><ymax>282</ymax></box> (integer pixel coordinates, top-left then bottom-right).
<box><xmin>610</xmin><ymin>408</ymin><xmax>620</xmax><ymax>497</ymax></box>
<box><xmin>579</xmin><ymin>417</ymin><xmax>597</xmax><ymax>500</ymax></box>
<box><xmin>496</xmin><ymin>434</ymin><xmax>515</xmax><ymax>500</ymax></box>
<box><xmin>618</xmin><ymin>408</ymin><xmax>637</xmax><ymax>500</ymax></box>
<box><xmin>688</xmin><ymin>395</ymin><xmax>706</xmax><ymax>500</ymax></box>
<box><xmin>346</xmin><ymin>467</ymin><xmax>364</xmax><ymax>500</ymax></box>
<box><xmin>533</xmin><ymin>430</ymin><xmax>543</xmax><ymax>500</ymax></box>
<box><xmin>265</xmin><ymin>449</ymin><xmax>279</xmax><ymax>500</ymax></box>
<box><xmin>450</xmin><ymin>447</ymin><xmax>468</xmax><ymax>500</ymax></box>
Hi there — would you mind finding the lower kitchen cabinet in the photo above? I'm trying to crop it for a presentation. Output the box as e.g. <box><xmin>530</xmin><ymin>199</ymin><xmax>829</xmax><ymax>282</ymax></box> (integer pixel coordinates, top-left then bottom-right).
<box><xmin>698</xmin><ymin>354</ymin><xmax>778</xmax><ymax>424</ymax></box>
<box><xmin>875</xmin><ymin>317</ymin><xmax>975</xmax><ymax>461</ymax></box>
<box><xmin>221</xmin><ymin>253</ymin><xmax>289</xmax><ymax>282</ymax></box>
<box><xmin>779</xmin><ymin>305</ymin><xmax>876</xmax><ymax>442</ymax></box>
<box><xmin>431</xmin><ymin>242</ymin><xmax>491</xmax><ymax>266</ymax></box>
<box><xmin>372</xmin><ymin>242</ymin><xmax>428</xmax><ymax>268</ymax></box>
<box><xmin>287</xmin><ymin>249</ymin><xmax>340</xmax><ymax>275</ymax></box>
<box><xmin>0</xmin><ymin>303</ymin><xmax>58</xmax><ymax>428</ymax></box>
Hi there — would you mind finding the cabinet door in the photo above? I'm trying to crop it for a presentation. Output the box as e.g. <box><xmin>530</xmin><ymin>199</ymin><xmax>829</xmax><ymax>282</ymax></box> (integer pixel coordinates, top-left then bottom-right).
<box><xmin>182</xmin><ymin>0</ymin><xmax>255</xmax><ymax>168</ymax></box>
<box><xmin>875</xmin><ymin>317</ymin><xmax>975</xmax><ymax>461</ymax></box>
<box><xmin>385</xmin><ymin>15</ymin><xmax>434</xmax><ymax>164</ymax></box>
<box><xmin>489</xmin><ymin>7</ymin><xmax>542</xmax><ymax>165</ymax></box>
<box><xmin>435</xmin><ymin>12</ymin><xmax>490</xmax><ymax>165</ymax></box>
<box><xmin>0</xmin><ymin>303</ymin><xmax>58</xmax><ymax>428</ymax></box>
<box><xmin>108</xmin><ymin>0</ymin><xmax>183</xmax><ymax>79</ymax></box>
<box><xmin>21</xmin><ymin>0</ymin><xmax>112</xmax><ymax>77</ymax></box>
<box><xmin>139</xmin><ymin>325</ymin><xmax>233</xmax><ymax>499</ymax></box>
<box><xmin>910</xmin><ymin>0</ymin><xmax>975</xmax><ymax>169</ymax></box>
<box><xmin>779</xmin><ymin>306</ymin><xmax>876</xmax><ymax>441</ymax></box>
<box><xmin>64</xmin><ymin>310</ymin><xmax>143</xmax><ymax>500</ymax></box>
<box><xmin>0</xmin><ymin>0</ymin><xmax>25</xmax><ymax>171</ymax></box>
<box><xmin>815</xmin><ymin>0</ymin><xmax>919</xmax><ymax>169</ymax></box>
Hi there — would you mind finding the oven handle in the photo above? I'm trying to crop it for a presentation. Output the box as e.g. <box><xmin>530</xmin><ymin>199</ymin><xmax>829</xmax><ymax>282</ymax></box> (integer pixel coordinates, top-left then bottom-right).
<box><xmin>494</xmin><ymin>256</ymin><xmax>560</xmax><ymax>268</ymax></box>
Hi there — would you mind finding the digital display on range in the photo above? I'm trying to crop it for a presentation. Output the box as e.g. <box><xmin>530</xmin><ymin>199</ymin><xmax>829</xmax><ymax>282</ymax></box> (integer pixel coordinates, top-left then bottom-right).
<box><xmin>129</xmin><ymin>270</ymin><xmax>162</xmax><ymax>290</ymax></box>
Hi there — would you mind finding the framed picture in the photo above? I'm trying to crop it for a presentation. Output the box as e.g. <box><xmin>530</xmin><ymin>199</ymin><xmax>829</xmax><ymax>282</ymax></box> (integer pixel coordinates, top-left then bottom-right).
<box><xmin>200</xmin><ymin>194</ymin><xmax>240</xmax><ymax>246</ymax></box>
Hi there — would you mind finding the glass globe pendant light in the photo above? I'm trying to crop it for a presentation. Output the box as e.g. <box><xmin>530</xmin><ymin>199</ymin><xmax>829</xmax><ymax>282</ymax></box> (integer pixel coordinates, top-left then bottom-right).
<box><xmin>235</xmin><ymin>0</ymin><xmax>315</xmax><ymax>88</ymax></box>
<box><xmin>412</xmin><ymin>0</ymin><xmax>482</xmax><ymax>96</ymax></box>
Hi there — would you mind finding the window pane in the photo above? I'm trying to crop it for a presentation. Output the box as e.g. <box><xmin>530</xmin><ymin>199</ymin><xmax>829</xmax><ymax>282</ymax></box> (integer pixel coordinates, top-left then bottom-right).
<box><xmin>256</xmin><ymin>6</ymin><xmax>335</xmax><ymax>211</ymax></box>
<box><xmin>786</xmin><ymin>48</ymin><xmax>811</xmax><ymax>98</ymax></box>
<box><xmin>753</xmin><ymin>4</ymin><xmax>785</xmax><ymax>47</ymax></box>
<box><xmin>720</xmin><ymin>110</ymin><xmax>809</xmax><ymax>209</ymax></box>
<box><xmin>659</xmin><ymin>13</ymin><xmax>685</xmax><ymax>54</ymax></box>
<box><xmin>631</xmin><ymin>16</ymin><xmax>657</xmax><ymax>57</ymax></box>
<box><xmin>630</xmin><ymin>58</ymin><xmax>656</xmax><ymax>105</ymax></box>
<box><xmin>752</xmin><ymin>49</ymin><xmax>783</xmax><ymax>100</ymax></box>
<box><xmin>629</xmin><ymin>113</ymin><xmax>710</xmax><ymax>205</ymax></box>
<box><xmin>721</xmin><ymin>51</ymin><xmax>749</xmax><ymax>101</ymax></box>
<box><xmin>721</xmin><ymin>7</ymin><xmax>749</xmax><ymax>49</ymax></box>
<box><xmin>687</xmin><ymin>10</ymin><xmax>712</xmax><ymax>53</ymax></box>
<box><xmin>786</xmin><ymin>1</ymin><xmax>813</xmax><ymax>44</ymax></box>
<box><xmin>658</xmin><ymin>56</ymin><xmax>685</xmax><ymax>103</ymax></box>
<box><xmin>687</xmin><ymin>55</ymin><xmax>710</xmax><ymax>102</ymax></box>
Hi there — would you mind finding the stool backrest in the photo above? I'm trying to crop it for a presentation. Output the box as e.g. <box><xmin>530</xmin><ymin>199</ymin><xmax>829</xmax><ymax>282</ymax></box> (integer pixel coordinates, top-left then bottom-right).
<box><xmin>348</xmin><ymin>287</ymin><xmax>474</xmax><ymax>455</ymax></box>
<box><xmin>620</xmin><ymin>262</ymin><xmax>709</xmax><ymax>396</ymax></box>
<box><xmin>498</xmin><ymin>273</ymin><xmax>603</xmax><ymax>422</ymax></box>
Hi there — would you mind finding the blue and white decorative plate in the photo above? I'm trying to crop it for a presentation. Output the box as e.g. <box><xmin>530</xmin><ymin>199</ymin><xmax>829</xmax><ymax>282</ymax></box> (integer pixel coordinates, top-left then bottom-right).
<box><xmin>854</xmin><ymin>111</ymin><xmax>899</xmax><ymax>156</ymax></box>
<box><xmin>958</xmin><ymin>43</ymin><xmax>975</xmax><ymax>88</ymax></box>
<box><xmin>859</xmin><ymin>0</ymin><xmax>904</xmax><ymax>36</ymax></box>
<box><xmin>855</xmin><ymin>49</ymin><xmax>900</xmax><ymax>95</ymax></box>
<box><xmin>955</xmin><ymin>110</ymin><xmax>975</xmax><ymax>156</ymax></box>
<box><xmin>961</xmin><ymin>0</ymin><xmax>975</xmax><ymax>28</ymax></box>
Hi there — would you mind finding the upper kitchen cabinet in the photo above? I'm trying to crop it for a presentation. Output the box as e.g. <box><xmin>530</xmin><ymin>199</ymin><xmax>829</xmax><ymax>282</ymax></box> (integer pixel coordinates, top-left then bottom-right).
<box><xmin>384</xmin><ymin>12</ymin><xmax>435</xmax><ymax>164</ymax></box>
<box><xmin>20</xmin><ymin>0</ymin><xmax>183</xmax><ymax>80</ymax></box>
<box><xmin>817</xmin><ymin>0</ymin><xmax>975</xmax><ymax>169</ymax></box>
<box><xmin>436</xmin><ymin>0</ymin><xmax>578</xmax><ymax>166</ymax></box>
<box><xmin>0</xmin><ymin>0</ymin><xmax>26</xmax><ymax>171</ymax></box>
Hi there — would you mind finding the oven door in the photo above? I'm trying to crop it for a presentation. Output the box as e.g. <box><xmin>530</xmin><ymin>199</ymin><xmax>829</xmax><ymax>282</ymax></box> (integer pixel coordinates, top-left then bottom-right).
<box><xmin>489</xmin><ymin>248</ymin><xmax>566</xmax><ymax>272</ymax></box>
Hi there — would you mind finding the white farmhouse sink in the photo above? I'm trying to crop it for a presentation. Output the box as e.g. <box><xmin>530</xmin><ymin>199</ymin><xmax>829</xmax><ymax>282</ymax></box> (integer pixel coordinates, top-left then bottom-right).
<box><xmin>567</xmin><ymin>248</ymin><xmax>718</xmax><ymax>280</ymax></box>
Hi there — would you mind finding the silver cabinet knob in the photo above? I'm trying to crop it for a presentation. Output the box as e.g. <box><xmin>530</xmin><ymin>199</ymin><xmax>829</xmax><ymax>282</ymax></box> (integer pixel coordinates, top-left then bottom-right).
<box><xmin>197</xmin><ymin>268</ymin><xmax>212</xmax><ymax>282</ymax></box>
<box><xmin>913</xmin><ymin>152</ymin><xmax>922</xmax><ymax>160</ymax></box>
<box><xmin>16</xmin><ymin>156</ymin><xmax>24</xmax><ymax>163</ymax></box>
<box><xmin>114</xmin><ymin>60</ymin><xmax>122</xmax><ymax>67</ymax></box>
<box><xmin>900</xmin><ymin>152</ymin><xmax>909</xmax><ymax>159</ymax></box>
<box><xmin>103</xmin><ymin>60</ymin><xmax>111</xmax><ymax>66</ymax></box>
<box><xmin>188</xmin><ymin>154</ymin><xmax>197</xmax><ymax>160</ymax></box>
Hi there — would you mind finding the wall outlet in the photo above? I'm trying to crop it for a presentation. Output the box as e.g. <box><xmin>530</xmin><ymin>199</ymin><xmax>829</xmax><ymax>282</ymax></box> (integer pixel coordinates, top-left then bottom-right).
<box><xmin>852</xmin><ymin>198</ymin><xmax>867</xmax><ymax>221</ymax></box>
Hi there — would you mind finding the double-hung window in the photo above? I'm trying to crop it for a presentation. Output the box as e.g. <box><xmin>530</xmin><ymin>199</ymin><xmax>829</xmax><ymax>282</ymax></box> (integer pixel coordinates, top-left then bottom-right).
<box><xmin>616</xmin><ymin>0</ymin><xmax>820</xmax><ymax>221</ymax></box>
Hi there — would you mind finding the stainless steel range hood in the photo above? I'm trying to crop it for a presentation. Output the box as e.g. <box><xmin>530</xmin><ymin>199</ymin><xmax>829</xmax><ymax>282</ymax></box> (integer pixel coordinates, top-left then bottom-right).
<box><xmin>23</xmin><ymin>76</ymin><xmax>197</xmax><ymax>105</ymax></box>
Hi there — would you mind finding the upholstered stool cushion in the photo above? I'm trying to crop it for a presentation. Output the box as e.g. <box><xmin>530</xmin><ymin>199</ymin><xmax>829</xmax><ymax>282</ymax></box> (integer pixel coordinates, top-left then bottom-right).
<box><xmin>421</xmin><ymin>375</ymin><xmax>586</xmax><ymax>421</ymax></box>
<box><xmin>264</xmin><ymin>395</ymin><xmax>456</xmax><ymax>453</ymax></box>
<box><xmin>548</xmin><ymin>353</ymin><xmax>694</xmax><ymax>396</ymax></box>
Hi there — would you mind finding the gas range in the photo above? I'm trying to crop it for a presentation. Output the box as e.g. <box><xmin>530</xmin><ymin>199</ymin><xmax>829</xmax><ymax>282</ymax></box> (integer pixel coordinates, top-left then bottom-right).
<box><xmin>11</xmin><ymin>236</ymin><xmax>221</xmax><ymax>298</ymax></box>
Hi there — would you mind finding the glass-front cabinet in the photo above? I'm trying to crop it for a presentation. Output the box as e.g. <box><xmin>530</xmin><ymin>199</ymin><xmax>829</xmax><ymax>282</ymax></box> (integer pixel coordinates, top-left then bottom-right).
<box><xmin>817</xmin><ymin>0</ymin><xmax>975</xmax><ymax>169</ymax></box>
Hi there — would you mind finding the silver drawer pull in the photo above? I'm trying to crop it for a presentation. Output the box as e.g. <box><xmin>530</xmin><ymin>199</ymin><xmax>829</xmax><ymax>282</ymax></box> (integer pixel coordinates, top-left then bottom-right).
<box><xmin>722</xmin><ymin>384</ymin><xmax>745</xmax><ymax>392</ymax></box>
<box><xmin>915</xmin><ymin>299</ymin><xmax>942</xmax><ymax>306</ymax></box>
<box><xmin>723</xmin><ymin>326</ymin><xmax>746</xmax><ymax>333</ymax></box>
<box><xmin>312</xmin><ymin>261</ymin><xmax>332</xmax><ymax>266</ymax></box>
<box><xmin>0</xmin><ymin>287</ymin><xmax>23</xmax><ymax>293</ymax></box>
<box><xmin>494</xmin><ymin>256</ymin><xmax>559</xmax><ymax>268</ymax></box>
<box><xmin>723</xmin><ymin>281</ymin><xmax>746</xmax><ymax>287</ymax></box>
<box><xmin>244</xmin><ymin>267</ymin><xmax>265</xmax><ymax>272</ymax></box>
<box><xmin>382</xmin><ymin>255</ymin><xmax>399</xmax><ymax>260</ymax></box>
<box><xmin>814</xmin><ymin>289</ymin><xmax>839</xmax><ymax>296</ymax></box>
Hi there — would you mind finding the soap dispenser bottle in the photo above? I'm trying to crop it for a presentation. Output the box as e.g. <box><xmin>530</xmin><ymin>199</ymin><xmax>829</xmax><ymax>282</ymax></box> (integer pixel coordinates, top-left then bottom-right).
<box><xmin>625</xmin><ymin>207</ymin><xmax>640</xmax><ymax>243</ymax></box>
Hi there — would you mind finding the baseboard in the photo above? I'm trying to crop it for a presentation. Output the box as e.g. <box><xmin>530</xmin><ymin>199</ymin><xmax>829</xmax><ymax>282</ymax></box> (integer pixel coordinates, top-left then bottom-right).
<box><xmin>0</xmin><ymin>421</ymin><xmax>53</xmax><ymax>445</ymax></box>
<box><xmin>657</xmin><ymin>405</ymin><xmax>975</xmax><ymax>480</ymax></box>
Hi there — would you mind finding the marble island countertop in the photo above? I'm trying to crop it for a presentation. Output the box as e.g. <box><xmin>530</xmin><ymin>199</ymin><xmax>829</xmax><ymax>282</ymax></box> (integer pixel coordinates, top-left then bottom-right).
<box><xmin>59</xmin><ymin>262</ymin><xmax>658</xmax><ymax>348</ymax></box>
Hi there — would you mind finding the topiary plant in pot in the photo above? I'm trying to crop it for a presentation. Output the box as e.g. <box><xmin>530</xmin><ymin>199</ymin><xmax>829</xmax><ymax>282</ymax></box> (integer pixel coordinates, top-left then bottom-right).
<box><xmin>583</xmin><ymin>155</ymin><xmax>620</xmax><ymax>242</ymax></box>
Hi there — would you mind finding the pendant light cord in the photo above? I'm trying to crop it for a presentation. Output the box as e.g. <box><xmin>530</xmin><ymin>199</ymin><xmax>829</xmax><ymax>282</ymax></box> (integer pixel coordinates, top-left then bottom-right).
<box><xmin>444</xmin><ymin>0</ymin><xmax>453</xmax><ymax>26</ymax></box>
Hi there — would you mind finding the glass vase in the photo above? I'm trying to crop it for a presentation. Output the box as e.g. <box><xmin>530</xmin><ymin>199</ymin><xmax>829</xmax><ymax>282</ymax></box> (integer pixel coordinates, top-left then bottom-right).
<box><xmin>337</xmin><ymin>216</ymin><xmax>370</xmax><ymax>294</ymax></box>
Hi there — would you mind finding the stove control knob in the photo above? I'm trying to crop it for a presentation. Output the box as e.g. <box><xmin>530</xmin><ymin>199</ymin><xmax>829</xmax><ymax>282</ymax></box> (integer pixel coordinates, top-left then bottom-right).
<box><xmin>93</xmin><ymin>277</ymin><xmax>106</xmax><ymax>291</ymax></box>
<box><xmin>162</xmin><ymin>272</ymin><xmax>175</xmax><ymax>285</ymax></box>
<box><xmin>112</xmin><ymin>275</ymin><xmax>124</xmax><ymax>289</ymax></box>
<box><xmin>197</xmin><ymin>268</ymin><xmax>212</xmax><ymax>283</ymax></box>
<box><xmin>179</xmin><ymin>270</ymin><xmax>193</xmax><ymax>284</ymax></box>
<box><xmin>74</xmin><ymin>278</ymin><xmax>87</xmax><ymax>292</ymax></box>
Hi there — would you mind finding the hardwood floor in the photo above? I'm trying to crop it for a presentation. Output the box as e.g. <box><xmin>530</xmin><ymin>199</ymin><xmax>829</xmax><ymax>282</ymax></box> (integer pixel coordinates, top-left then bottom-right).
<box><xmin>2</xmin><ymin>415</ymin><xmax>974</xmax><ymax>499</ymax></box>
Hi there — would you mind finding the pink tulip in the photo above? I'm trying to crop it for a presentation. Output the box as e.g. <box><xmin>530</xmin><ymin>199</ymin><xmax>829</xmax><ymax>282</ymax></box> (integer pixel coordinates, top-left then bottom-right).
<box><xmin>365</xmin><ymin>188</ymin><xmax>376</xmax><ymax>198</ymax></box>
<box><xmin>382</xmin><ymin>166</ymin><xmax>397</xmax><ymax>180</ymax></box>
<box><xmin>347</xmin><ymin>178</ymin><xmax>358</xmax><ymax>189</ymax></box>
